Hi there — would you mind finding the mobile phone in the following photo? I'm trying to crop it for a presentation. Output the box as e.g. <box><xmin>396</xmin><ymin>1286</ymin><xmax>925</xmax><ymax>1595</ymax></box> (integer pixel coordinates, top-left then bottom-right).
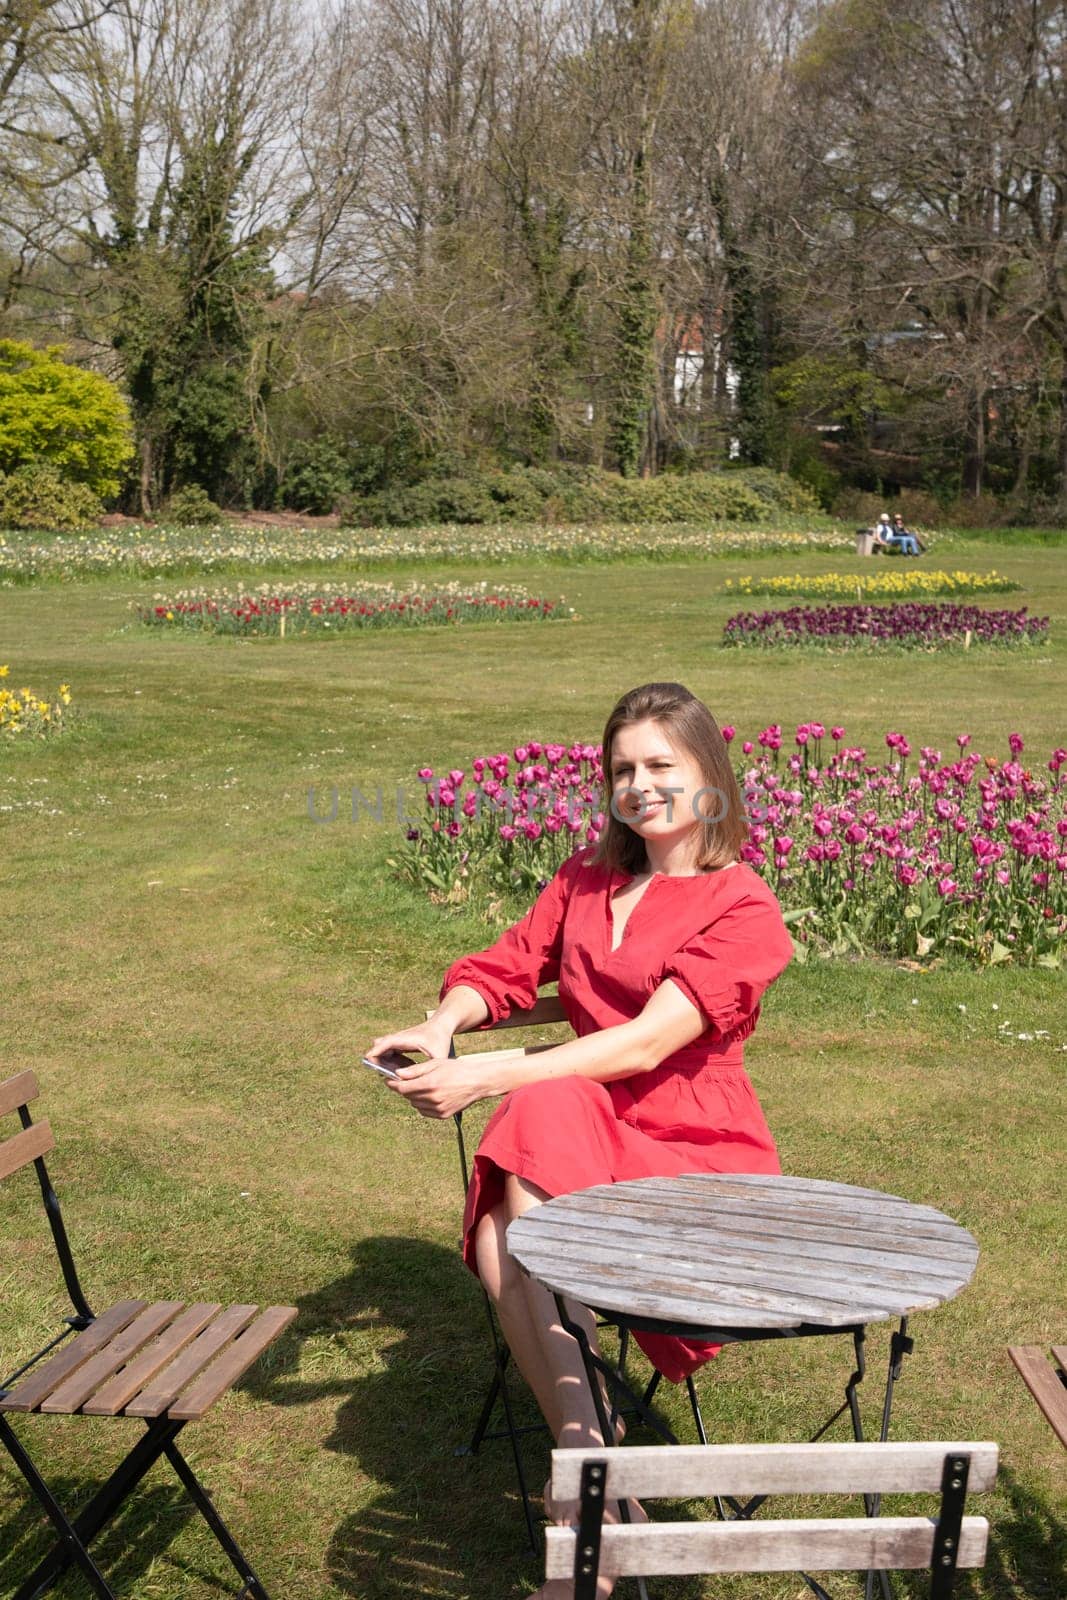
<box><xmin>361</xmin><ymin>1053</ymin><xmax>405</xmax><ymax>1078</ymax></box>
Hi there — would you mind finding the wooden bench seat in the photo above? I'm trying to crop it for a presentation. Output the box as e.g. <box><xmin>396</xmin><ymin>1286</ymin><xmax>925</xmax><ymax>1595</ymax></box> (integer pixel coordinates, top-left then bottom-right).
<box><xmin>0</xmin><ymin>1300</ymin><xmax>295</xmax><ymax>1421</ymax></box>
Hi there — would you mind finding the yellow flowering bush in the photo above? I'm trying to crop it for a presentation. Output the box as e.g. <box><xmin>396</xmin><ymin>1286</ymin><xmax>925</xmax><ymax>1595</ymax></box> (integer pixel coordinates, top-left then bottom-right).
<box><xmin>0</xmin><ymin>665</ymin><xmax>72</xmax><ymax>736</ymax></box>
<box><xmin>721</xmin><ymin>570</ymin><xmax>1019</xmax><ymax>599</ymax></box>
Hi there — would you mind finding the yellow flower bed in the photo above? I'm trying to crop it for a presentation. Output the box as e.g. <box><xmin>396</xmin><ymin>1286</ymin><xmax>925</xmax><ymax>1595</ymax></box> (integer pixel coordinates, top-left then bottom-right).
<box><xmin>0</xmin><ymin>665</ymin><xmax>72</xmax><ymax>737</ymax></box>
<box><xmin>721</xmin><ymin>570</ymin><xmax>1018</xmax><ymax>599</ymax></box>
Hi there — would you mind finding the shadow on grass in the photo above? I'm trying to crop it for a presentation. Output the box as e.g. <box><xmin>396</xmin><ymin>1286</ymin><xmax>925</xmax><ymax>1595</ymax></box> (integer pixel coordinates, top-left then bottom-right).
<box><xmin>892</xmin><ymin>1459</ymin><xmax>1067</xmax><ymax>1600</ymax></box>
<box><xmin>0</xmin><ymin>1468</ymin><xmax>208</xmax><ymax>1596</ymax></box>
<box><xmin>242</xmin><ymin>1238</ymin><xmax>1067</xmax><ymax>1600</ymax></box>
<box><xmin>247</xmin><ymin>1233</ymin><xmax>548</xmax><ymax>1600</ymax></box>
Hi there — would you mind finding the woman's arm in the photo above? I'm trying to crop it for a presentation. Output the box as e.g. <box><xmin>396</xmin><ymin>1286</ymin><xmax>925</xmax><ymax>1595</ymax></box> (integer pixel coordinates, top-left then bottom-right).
<box><xmin>387</xmin><ymin>978</ymin><xmax>706</xmax><ymax>1120</ymax></box>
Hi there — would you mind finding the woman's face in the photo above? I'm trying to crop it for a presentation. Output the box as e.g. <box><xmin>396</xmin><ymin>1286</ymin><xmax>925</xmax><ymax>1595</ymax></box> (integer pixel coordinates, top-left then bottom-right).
<box><xmin>608</xmin><ymin>719</ymin><xmax>710</xmax><ymax>849</ymax></box>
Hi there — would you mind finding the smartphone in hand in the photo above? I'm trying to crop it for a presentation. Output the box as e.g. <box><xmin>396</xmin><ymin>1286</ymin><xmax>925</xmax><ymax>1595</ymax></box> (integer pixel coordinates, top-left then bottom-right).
<box><xmin>361</xmin><ymin>1053</ymin><xmax>408</xmax><ymax>1079</ymax></box>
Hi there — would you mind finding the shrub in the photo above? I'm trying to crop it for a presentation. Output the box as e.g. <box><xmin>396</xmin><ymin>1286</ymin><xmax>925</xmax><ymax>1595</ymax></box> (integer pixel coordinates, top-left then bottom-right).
<box><xmin>357</xmin><ymin>477</ymin><xmax>499</xmax><ymax>526</ymax></box>
<box><xmin>0</xmin><ymin>340</ymin><xmax>134</xmax><ymax>497</ymax></box>
<box><xmin>161</xmin><ymin>485</ymin><xmax>229</xmax><ymax>526</ymax></box>
<box><xmin>728</xmin><ymin>466</ymin><xmax>824</xmax><ymax>516</ymax></box>
<box><xmin>281</xmin><ymin>440</ymin><xmax>353</xmax><ymax>515</ymax></box>
<box><xmin>0</xmin><ymin>465</ymin><xmax>101</xmax><ymax>531</ymax></box>
<box><xmin>346</xmin><ymin>465</ymin><xmax>820</xmax><ymax>527</ymax></box>
<box><xmin>832</xmin><ymin>487</ymin><xmax>943</xmax><ymax>529</ymax></box>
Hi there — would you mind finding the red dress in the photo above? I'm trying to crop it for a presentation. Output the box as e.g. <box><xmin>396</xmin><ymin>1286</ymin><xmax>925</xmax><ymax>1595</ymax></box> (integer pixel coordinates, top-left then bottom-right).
<box><xmin>441</xmin><ymin>845</ymin><xmax>794</xmax><ymax>1382</ymax></box>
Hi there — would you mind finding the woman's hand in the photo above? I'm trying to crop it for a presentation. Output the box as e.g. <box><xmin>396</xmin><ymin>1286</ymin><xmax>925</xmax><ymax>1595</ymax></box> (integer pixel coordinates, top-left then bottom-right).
<box><xmin>386</xmin><ymin>1055</ymin><xmax>494</xmax><ymax>1119</ymax></box>
<box><xmin>366</xmin><ymin>1020</ymin><xmax>452</xmax><ymax>1065</ymax></box>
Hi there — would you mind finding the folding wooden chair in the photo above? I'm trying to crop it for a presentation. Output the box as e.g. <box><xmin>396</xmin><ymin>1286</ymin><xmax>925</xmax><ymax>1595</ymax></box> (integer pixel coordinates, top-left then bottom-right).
<box><xmin>435</xmin><ymin>992</ymin><xmax>711</xmax><ymax>1552</ymax></box>
<box><xmin>1008</xmin><ymin>1343</ymin><xmax>1067</xmax><ymax>1449</ymax></box>
<box><xmin>546</xmin><ymin>1440</ymin><xmax>998</xmax><ymax>1600</ymax></box>
<box><xmin>0</xmin><ymin>1069</ymin><xmax>297</xmax><ymax>1600</ymax></box>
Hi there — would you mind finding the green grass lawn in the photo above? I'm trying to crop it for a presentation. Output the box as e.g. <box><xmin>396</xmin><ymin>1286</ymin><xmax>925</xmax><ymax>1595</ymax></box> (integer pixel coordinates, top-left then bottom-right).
<box><xmin>1</xmin><ymin>536</ymin><xmax>1065</xmax><ymax>1599</ymax></box>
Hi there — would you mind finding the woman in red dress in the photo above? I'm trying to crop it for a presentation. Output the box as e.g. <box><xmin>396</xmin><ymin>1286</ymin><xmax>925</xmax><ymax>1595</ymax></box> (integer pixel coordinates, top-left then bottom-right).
<box><xmin>369</xmin><ymin>682</ymin><xmax>793</xmax><ymax>1598</ymax></box>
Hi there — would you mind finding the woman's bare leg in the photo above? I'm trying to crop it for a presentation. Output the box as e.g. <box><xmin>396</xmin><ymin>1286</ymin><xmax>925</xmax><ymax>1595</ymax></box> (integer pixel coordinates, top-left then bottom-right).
<box><xmin>475</xmin><ymin>1174</ymin><xmax>640</xmax><ymax>1599</ymax></box>
<box><xmin>474</xmin><ymin>1200</ymin><xmax>565</xmax><ymax>1438</ymax></box>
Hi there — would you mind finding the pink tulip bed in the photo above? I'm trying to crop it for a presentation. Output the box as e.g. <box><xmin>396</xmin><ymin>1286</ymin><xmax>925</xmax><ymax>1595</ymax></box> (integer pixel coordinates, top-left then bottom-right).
<box><xmin>136</xmin><ymin>580</ymin><xmax>572</xmax><ymax>634</ymax></box>
<box><xmin>395</xmin><ymin>726</ymin><xmax>1067</xmax><ymax>966</ymax></box>
<box><xmin>722</xmin><ymin>602</ymin><xmax>1048</xmax><ymax>649</ymax></box>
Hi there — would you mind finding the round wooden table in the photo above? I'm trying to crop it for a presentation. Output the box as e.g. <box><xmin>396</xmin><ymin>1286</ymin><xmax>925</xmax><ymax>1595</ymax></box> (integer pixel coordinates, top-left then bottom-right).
<box><xmin>507</xmin><ymin>1171</ymin><xmax>979</xmax><ymax>1343</ymax></box>
<box><xmin>508</xmin><ymin>1174</ymin><xmax>979</xmax><ymax>1600</ymax></box>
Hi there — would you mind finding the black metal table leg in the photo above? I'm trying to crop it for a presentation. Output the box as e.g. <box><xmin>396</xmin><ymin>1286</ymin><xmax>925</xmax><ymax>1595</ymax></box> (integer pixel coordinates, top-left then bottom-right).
<box><xmin>863</xmin><ymin>1318</ymin><xmax>912</xmax><ymax>1600</ymax></box>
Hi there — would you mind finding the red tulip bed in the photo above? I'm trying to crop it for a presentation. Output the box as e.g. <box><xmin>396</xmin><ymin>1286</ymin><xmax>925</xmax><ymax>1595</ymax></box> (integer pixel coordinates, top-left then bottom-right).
<box><xmin>722</xmin><ymin>601</ymin><xmax>1048</xmax><ymax>649</ymax></box>
<box><xmin>135</xmin><ymin>581</ymin><xmax>572</xmax><ymax>634</ymax></box>
<box><xmin>395</xmin><ymin>726</ymin><xmax>1067</xmax><ymax>966</ymax></box>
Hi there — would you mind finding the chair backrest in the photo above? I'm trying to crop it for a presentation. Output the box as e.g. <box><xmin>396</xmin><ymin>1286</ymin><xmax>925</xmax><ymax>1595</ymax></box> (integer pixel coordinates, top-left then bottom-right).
<box><xmin>0</xmin><ymin>1071</ymin><xmax>55</xmax><ymax>1181</ymax></box>
<box><xmin>0</xmin><ymin>1070</ymin><xmax>93</xmax><ymax>1339</ymax></box>
<box><xmin>427</xmin><ymin>991</ymin><xmax>570</xmax><ymax>1191</ymax></box>
<box><xmin>427</xmin><ymin>990</ymin><xmax>569</xmax><ymax>1067</ymax></box>
<box><xmin>546</xmin><ymin>1442</ymin><xmax>998</xmax><ymax>1599</ymax></box>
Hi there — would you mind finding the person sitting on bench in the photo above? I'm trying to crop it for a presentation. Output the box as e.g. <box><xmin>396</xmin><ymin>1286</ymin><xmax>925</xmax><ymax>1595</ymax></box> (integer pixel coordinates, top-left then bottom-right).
<box><xmin>883</xmin><ymin>512</ymin><xmax>921</xmax><ymax>556</ymax></box>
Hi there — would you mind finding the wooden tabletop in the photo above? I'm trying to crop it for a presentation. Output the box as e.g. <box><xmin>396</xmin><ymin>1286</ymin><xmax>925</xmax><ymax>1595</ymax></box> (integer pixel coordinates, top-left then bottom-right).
<box><xmin>507</xmin><ymin>1174</ymin><xmax>979</xmax><ymax>1337</ymax></box>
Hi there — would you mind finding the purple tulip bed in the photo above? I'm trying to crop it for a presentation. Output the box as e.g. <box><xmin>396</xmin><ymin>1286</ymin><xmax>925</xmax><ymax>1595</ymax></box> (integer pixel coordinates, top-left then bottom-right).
<box><xmin>394</xmin><ymin>726</ymin><xmax>1066</xmax><ymax>967</ymax></box>
<box><xmin>722</xmin><ymin>601</ymin><xmax>1049</xmax><ymax>650</ymax></box>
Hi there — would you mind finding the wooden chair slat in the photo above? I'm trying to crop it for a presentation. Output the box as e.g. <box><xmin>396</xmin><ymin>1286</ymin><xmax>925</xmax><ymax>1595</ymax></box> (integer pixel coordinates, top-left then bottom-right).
<box><xmin>0</xmin><ymin>1071</ymin><xmax>39</xmax><ymax>1120</ymax></box>
<box><xmin>1050</xmin><ymin>1345</ymin><xmax>1067</xmax><ymax>1371</ymax></box>
<box><xmin>426</xmin><ymin>994</ymin><xmax>567</xmax><ymax>1033</ymax></box>
<box><xmin>0</xmin><ymin>1302</ymin><xmax>147</xmax><ymax>1413</ymax></box>
<box><xmin>478</xmin><ymin>995</ymin><xmax>567</xmax><ymax>1030</ymax></box>
<box><xmin>83</xmin><ymin>1303</ymin><xmax>224</xmax><ymax>1416</ymax></box>
<box><xmin>40</xmin><ymin>1302</ymin><xmax>186</xmax><ymax>1414</ymax></box>
<box><xmin>0</xmin><ymin>1121</ymin><xmax>54</xmax><ymax>1183</ymax></box>
<box><xmin>550</xmin><ymin>1442</ymin><xmax>1000</xmax><ymax>1501</ymax></box>
<box><xmin>1009</xmin><ymin>1346</ymin><xmax>1067</xmax><ymax>1448</ymax></box>
<box><xmin>124</xmin><ymin>1305</ymin><xmax>261</xmax><ymax>1418</ymax></box>
<box><xmin>453</xmin><ymin>1042</ymin><xmax>556</xmax><ymax>1066</ymax></box>
<box><xmin>168</xmin><ymin>1306</ymin><xmax>297</xmax><ymax>1421</ymax></box>
<box><xmin>544</xmin><ymin>1516</ymin><xmax>990</xmax><ymax>1580</ymax></box>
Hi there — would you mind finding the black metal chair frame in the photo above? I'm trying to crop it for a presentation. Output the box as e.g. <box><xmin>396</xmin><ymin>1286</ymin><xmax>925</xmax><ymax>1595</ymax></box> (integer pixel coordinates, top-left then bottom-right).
<box><xmin>1</xmin><ymin>1088</ymin><xmax>277</xmax><ymax>1600</ymax></box>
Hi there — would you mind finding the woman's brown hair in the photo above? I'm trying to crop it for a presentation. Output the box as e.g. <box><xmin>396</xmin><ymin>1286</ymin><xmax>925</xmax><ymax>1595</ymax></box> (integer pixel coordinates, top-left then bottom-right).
<box><xmin>592</xmin><ymin>682</ymin><xmax>748</xmax><ymax>874</ymax></box>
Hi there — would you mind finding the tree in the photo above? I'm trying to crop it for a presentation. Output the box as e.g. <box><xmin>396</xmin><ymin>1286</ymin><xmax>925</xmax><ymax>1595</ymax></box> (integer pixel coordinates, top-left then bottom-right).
<box><xmin>794</xmin><ymin>0</ymin><xmax>1023</xmax><ymax>498</ymax></box>
<box><xmin>25</xmin><ymin>0</ymin><xmax>300</xmax><ymax>509</ymax></box>
<box><xmin>0</xmin><ymin>338</ymin><xmax>133</xmax><ymax>494</ymax></box>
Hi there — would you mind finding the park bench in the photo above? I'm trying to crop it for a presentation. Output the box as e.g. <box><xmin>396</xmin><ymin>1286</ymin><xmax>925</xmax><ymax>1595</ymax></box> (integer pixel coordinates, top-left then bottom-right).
<box><xmin>0</xmin><ymin>1069</ymin><xmax>296</xmax><ymax>1600</ymax></box>
<box><xmin>545</xmin><ymin>1440</ymin><xmax>998</xmax><ymax>1599</ymax></box>
<box><xmin>1008</xmin><ymin>1344</ymin><xmax>1067</xmax><ymax>1449</ymax></box>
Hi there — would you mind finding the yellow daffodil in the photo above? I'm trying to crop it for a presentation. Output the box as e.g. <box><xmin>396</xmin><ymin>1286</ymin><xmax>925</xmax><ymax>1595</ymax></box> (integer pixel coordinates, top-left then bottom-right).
<box><xmin>722</xmin><ymin>570</ymin><xmax>1016</xmax><ymax>600</ymax></box>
